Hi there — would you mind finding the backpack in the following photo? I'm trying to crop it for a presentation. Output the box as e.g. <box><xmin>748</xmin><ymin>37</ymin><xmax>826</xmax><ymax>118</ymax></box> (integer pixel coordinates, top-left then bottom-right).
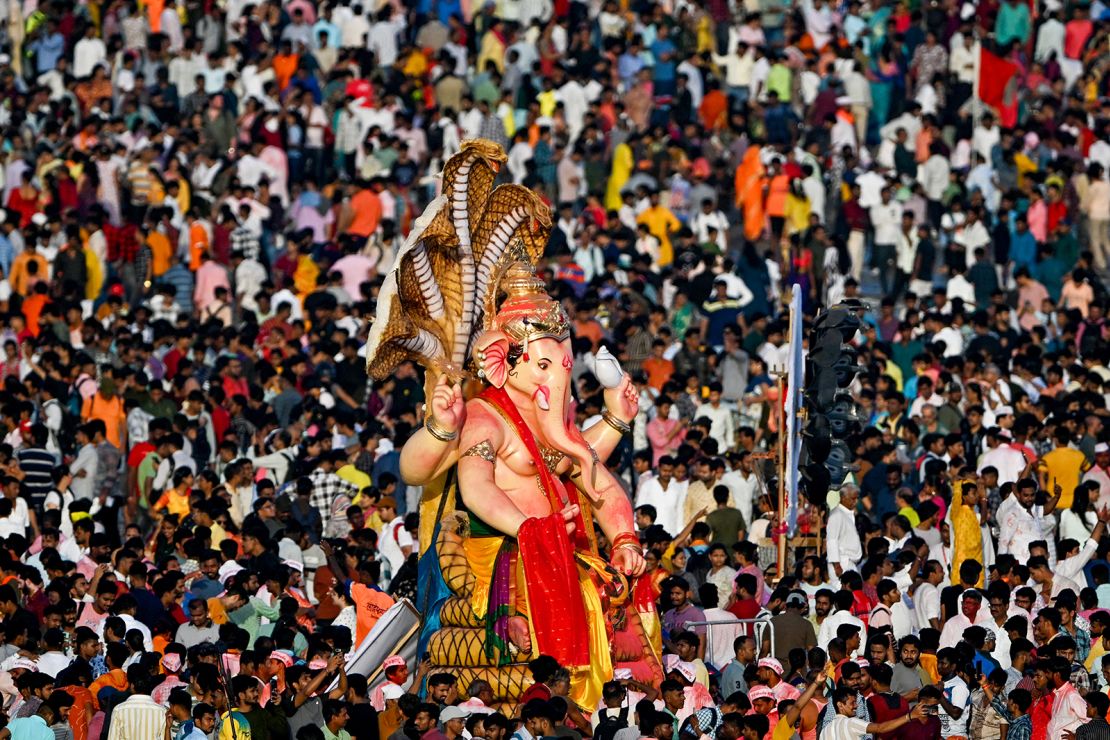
<box><xmin>67</xmin><ymin>375</ymin><xmax>96</xmax><ymax>418</ymax></box>
<box><xmin>49</xmin><ymin>396</ymin><xmax>83</xmax><ymax>457</ymax></box>
<box><xmin>594</xmin><ymin>706</ymin><xmax>630</xmax><ymax>740</ymax></box>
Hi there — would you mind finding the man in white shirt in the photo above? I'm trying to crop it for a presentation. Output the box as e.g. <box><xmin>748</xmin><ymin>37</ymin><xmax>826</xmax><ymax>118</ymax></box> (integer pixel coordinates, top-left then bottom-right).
<box><xmin>366</xmin><ymin>8</ymin><xmax>406</xmax><ymax>66</ymax></box>
<box><xmin>69</xmin><ymin>427</ymin><xmax>99</xmax><ymax>501</ymax></box>
<box><xmin>635</xmin><ymin>457</ymin><xmax>685</xmax><ymax>536</ymax></box>
<box><xmin>971</xmin><ymin>114</ymin><xmax>1001</xmax><ymax>163</ymax></box>
<box><xmin>880</xmin><ymin>105</ymin><xmax>922</xmax><ymax>149</ymax></box>
<box><xmin>1034</xmin><ymin>10</ymin><xmax>1065</xmax><ymax>62</ymax></box>
<box><xmin>96</xmin><ymin>594</ymin><xmax>154</xmax><ymax>651</ymax></box>
<box><xmin>690</xmin><ymin>199</ymin><xmax>730</xmax><ymax>253</ymax></box>
<box><xmin>817</xmin><ymin>592</ymin><xmax>864</xmax><ymax>653</ymax></box>
<box><xmin>694</xmin><ymin>385</ymin><xmax>735</xmax><ymax>451</ymax></box>
<box><xmin>235</xmin><ymin>143</ymin><xmax>280</xmax><ymax>188</ymax></box>
<box><xmin>1029</xmin><ymin>556</ymin><xmax>1083</xmax><ymax>605</ymax></box>
<box><xmin>978</xmin><ymin>430</ymin><xmax>1028</xmax><ymax>485</ymax></box>
<box><xmin>997</xmin><ymin>479</ymin><xmax>1049</xmax><ymax>562</ymax></box>
<box><xmin>1045</xmin><ymin>657</ymin><xmax>1090</xmax><ymax>739</ymax></box>
<box><xmin>827</xmin><ymin>487</ymin><xmax>863</xmax><ymax>582</ymax></box>
<box><xmin>914</xmin><ymin>560</ymin><xmax>945</xmax><ymax>631</ymax></box>
<box><xmin>947</xmin><ymin>265</ymin><xmax>977</xmax><ymax>306</ymax></box>
<box><xmin>918</xmin><ymin>147</ymin><xmax>950</xmax><ymax>205</ymax></box>
<box><xmin>939</xmin><ymin>590</ymin><xmax>993</xmax><ymax>649</ymax></box>
<box><xmin>953</xmin><ymin>209</ymin><xmax>992</xmax><ymax>267</ymax></box>
<box><xmin>1082</xmin><ymin>443</ymin><xmax>1110</xmax><ymax>508</ymax></box>
<box><xmin>73</xmin><ymin>26</ymin><xmax>108</xmax><ymax>79</ymax></box>
<box><xmin>336</xmin><ymin>4</ymin><xmax>369</xmax><ymax>48</ymax></box>
<box><xmin>949</xmin><ymin>33</ymin><xmax>979</xmax><ymax>85</ymax></box>
<box><xmin>377</xmin><ymin>496</ymin><xmax>413</xmax><ymax>587</ymax></box>
<box><xmin>457</xmin><ymin>97</ymin><xmax>483</xmax><ymax>140</ymax></box>
<box><xmin>856</xmin><ymin>169</ymin><xmax>887</xmax><ymax>208</ymax></box>
<box><xmin>721</xmin><ymin>452</ymin><xmax>763</xmax><ymax>530</ymax></box>
<box><xmin>106</xmin><ymin>673</ymin><xmax>168</xmax><ymax>740</ymax></box>
<box><xmin>35</xmin><ymin>629</ymin><xmax>71</xmax><ymax>677</ymax></box>
<box><xmin>870</xmin><ymin>187</ymin><xmax>903</xmax><ymax>296</ymax></box>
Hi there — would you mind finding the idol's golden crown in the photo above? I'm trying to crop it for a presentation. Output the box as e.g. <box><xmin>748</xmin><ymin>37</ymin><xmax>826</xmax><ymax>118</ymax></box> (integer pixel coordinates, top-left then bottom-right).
<box><xmin>491</xmin><ymin>263</ymin><xmax>571</xmax><ymax>344</ymax></box>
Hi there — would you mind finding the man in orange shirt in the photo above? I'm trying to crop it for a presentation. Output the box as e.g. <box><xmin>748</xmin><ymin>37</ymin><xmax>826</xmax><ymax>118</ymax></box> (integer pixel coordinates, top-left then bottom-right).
<box><xmin>698</xmin><ymin>80</ymin><xmax>729</xmax><ymax>131</ymax></box>
<box><xmin>145</xmin><ymin>225</ymin><xmax>173</xmax><ymax>277</ymax></box>
<box><xmin>346</xmin><ymin>179</ymin><xmax>383</xmax><ymax>239</ymax></box>
<box><xmin>642</xmin><ymin>339</ymin><xmax>675</xmax><ymax>391</ymax></box>
<box><xmin>273</xmin><ymin>40</ymin><xmax>300</xmax><ymax>91</ymax></box>
<box><xmin>81</xmin><ymin>378</ymin><xmax>127</xmax><ymax>451</ymax></box>
<box><xmin>186</xmin><ymin>210</ymin><xmax>211</xmax><ymax>270</ymax></box>
<box><xmin>572</xmin><ymin>303</ymin><xmax>604</xmax><ymax>351</ymax></box>
<box><xmin>21</xmin><ymin>283</ymin><xmax>50</xmax><ymax>337</ymax></box>
<box><xmin>348</xmin><ymin>560</ymin><xmax>394</xmax><ymax>645</ymax></box>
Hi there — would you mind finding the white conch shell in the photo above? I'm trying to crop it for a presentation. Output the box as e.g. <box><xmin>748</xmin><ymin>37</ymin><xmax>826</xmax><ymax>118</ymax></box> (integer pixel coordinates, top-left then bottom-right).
<box><xmin>594</xmin><ymin>346</ymin><xmax>624</xmax><ymax>389</ymax></box>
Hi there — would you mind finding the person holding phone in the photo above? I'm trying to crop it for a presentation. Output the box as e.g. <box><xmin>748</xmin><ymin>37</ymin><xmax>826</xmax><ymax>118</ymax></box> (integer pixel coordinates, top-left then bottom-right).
<box><xmin>823</xmin><ymin>684</ymin><xmax>928</xmax><ymax>740</ymax></box>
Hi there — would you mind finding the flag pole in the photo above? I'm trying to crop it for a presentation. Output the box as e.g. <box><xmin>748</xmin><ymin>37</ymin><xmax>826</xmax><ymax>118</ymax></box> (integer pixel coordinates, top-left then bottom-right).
<box><xmin>972</xmin><ymin>35</ymin><xmax>981</xmax><ymax>140</ymax></box>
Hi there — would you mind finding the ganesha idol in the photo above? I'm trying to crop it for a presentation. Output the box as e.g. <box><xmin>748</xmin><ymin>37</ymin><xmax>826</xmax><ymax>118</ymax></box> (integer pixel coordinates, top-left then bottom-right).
<box><xmin>364</xmin><ymin>140</ymin><xmax>663</xmax><ymax>711</ymax></box>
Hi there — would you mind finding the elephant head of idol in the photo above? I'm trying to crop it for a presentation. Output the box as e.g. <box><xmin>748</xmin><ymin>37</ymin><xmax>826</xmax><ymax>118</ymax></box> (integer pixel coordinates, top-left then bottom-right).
<box><xmin>472</xmin><ymin>263</ymin><xmax>603</xmax><ymax>501</ymax></box>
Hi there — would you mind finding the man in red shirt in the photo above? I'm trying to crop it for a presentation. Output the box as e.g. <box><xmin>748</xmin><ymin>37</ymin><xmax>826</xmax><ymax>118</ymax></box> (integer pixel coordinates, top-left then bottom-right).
<box><xmin>866</xmin><ymin>663</ymin><xmax>910</xmax><ymax>740</ymax></box>
<box><xmin>727</xmin><ymin>573</ymin><xmax>761</xmax><ymax>634</ymax></box>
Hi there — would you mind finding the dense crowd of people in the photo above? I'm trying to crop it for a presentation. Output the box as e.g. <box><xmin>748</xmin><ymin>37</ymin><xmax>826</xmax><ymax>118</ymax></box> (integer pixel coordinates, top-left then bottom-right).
<box><xmin>0</xmin><ymin>0</ymin><xmax>1107</xmax><ymax>737</ymax></box>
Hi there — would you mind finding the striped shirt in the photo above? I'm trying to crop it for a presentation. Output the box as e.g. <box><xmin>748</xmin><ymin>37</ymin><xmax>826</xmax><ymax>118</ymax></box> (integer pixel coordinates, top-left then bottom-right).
<box><xmin>106</xmin><ymin>694</ymin><xmax>166</xmax><ymax>740</ymax></box>
<box><xmin>1079</xmin><ymin>718</ymin><xmax>1110</xmax><ymax>740</ymax></box>
<box><xmin>127</xmin><ymin>161</ymin><xmax>156</xmax><ymax>205</ymax></box>
<box><xmin>1006</xmin><ymin>714</ymin><xmax>1032</xmax><ymax>740</ymax></box>
<box><xmin>17</xmin><ymin>447</ymin><xmax>58</xmax><ymax>510</ymax></box>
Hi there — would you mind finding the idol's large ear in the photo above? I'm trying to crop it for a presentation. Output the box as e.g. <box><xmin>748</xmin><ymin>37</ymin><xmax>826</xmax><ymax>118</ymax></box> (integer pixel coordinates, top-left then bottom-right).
<box><xmin>473</xmin><ymin>331</ymin><xmax>512</xmax><ymax>389</ymax></box>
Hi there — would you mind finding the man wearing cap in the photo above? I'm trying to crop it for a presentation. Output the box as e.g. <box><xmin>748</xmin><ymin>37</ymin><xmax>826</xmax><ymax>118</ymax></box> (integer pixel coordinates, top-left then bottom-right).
<box><xmin>439</xmin><ymin>705</ymin><xmax>469</xmax><ymax>740</ymax></box>
<box><xmin>370</xmin><ymin>656</ymin><xmax>410</xmax><ymax>711</ymax></box>
<box><xmin>757</xmin><ymin>657</ymin><xmax>800</xmax><ymax>702</ymax></box>
<box><xmin>1082</xmin><ymin>443</ymin><xmax>1110</xmax><ymax>508</ymax></box>
<box><xmin>769</xmin><ymin>592</ymin><xmax>817</xmax><ymax>665</ymax></box>
<box><xmin>746</xmin><ymin>684</ymin><xmax>778</xmax><ymax>726</ymax></box>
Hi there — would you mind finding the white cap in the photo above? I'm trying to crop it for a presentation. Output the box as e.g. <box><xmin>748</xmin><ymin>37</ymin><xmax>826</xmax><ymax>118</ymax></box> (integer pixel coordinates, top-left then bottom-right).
<box><xmin>218</xmin><ymin>561</ymin><xmax>246</xmax><ymax>584</ymax></box>
<box><xmin>440</xmin><ymin>706</ymin><xmax>470</xmax><ymax>722</ymax></box>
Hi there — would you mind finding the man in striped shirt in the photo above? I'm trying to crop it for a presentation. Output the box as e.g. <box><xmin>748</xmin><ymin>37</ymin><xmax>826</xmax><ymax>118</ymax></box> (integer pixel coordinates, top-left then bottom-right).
<box><xmin>106</xmin><ymin>668</ymin><xmax>167</xmax><ymax>740</ymax></box>
<box><xmin>16</xmin><ymin>424</ymin><xmax>58</xmax><ymax>513</ymax></box>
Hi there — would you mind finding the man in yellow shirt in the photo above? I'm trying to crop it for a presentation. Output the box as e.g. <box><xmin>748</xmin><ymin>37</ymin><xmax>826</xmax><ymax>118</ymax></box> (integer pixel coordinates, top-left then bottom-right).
<box><xmin>1038</xmin><ymin>427</ymin><xmax>1092</xmax><ymax>509</ymax></box>
<box><xmin>636</xmin><ymin>191</ymin><xmax>681</xmax><ymax>268</ymax></box>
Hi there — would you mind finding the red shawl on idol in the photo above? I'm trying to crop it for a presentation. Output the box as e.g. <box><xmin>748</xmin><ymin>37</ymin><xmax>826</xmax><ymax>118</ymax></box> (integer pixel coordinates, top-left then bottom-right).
<box><xmin>479</xmin><ymin>386</ymin><xmax>590</xmax><ymax>667</ymax></box>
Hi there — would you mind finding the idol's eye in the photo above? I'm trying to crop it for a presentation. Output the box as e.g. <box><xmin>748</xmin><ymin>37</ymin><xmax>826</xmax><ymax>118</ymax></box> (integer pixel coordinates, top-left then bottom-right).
<box><xmin>538</xmin><ymin>361</ymin><xmax>549</xmax><ymax>371</ymax></box>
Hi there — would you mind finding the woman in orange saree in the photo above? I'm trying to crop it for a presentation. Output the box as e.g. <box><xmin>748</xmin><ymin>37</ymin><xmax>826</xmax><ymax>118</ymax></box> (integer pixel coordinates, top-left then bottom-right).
<box><xmin>734</xmin><ymin>146</ymin><xmax>766</xmax><ymax>242</ymax></box>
